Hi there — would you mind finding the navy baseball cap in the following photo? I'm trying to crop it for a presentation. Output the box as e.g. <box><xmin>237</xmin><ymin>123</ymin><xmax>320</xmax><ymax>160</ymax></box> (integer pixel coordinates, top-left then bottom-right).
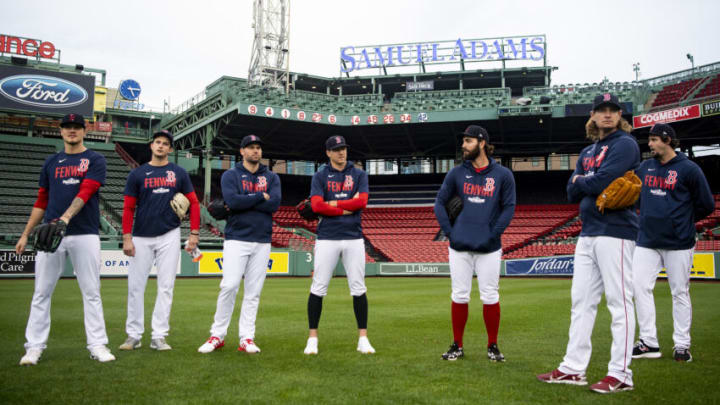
<box><xmin>326</xmin><ymin>135</ymin><xmax>347</xmax><ymax>150</ymax></box>
<box><xmin>152</xmin><ymin>129</ymin><xmax>173</xmax><ymax>144</ymax></box>
<box><xmin>240</xmin><ymin>134</ymin><xmax>263</xmax><ymax>148</ymax></box>
<box><xmin>460</xmin><ymin>125</ymin><xmax>490</xmax><ymax>142</ymax></box>
<box><xmin>592</xmin><ymin>93</ymin><xmax>622</xmax><ymax>111</ymax></box>
<box><xmin>60</xmin><ymin>113</ymin><xmax>85</xmax><ymax>128</ymax></box>
<box><xmin>649</xmin><ymin>123</ymin><xmax>677</xmax><ymax>139</ymax></box>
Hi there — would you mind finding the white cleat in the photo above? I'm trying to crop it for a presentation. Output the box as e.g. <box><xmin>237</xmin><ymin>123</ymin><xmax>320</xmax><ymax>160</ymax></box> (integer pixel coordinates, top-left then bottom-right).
<box><xmin>357</xmin><ymin>336</ymin><xmax>376</xmax><ymax>354</ymax></box>
<box><xmin>150</xmin><ymin>338</ymin><xmax>172</xmax><ymax>351</ymax></box>
<box><xmin>89</xmin><ymin>345</ymin><xmax>116</xmax><ymax>363</ymax></box>
<box><xmin>198</xmin><ymin>336</ymin><xmax>225</xmax><ymax>354</ymax></box>
<box><xmin>238</xmin><ymin>338</ymin><xmax>261</xmax><ymax>353</ymax></box>
<box><xmin>118</xmin><ymin>337</ymin><xmax>141</xmax><ymax>351</ymax></box>
<box><xmin>304</xmin><ymin>337</ymin><xmax>318</xmax><ymax>355</ymax></box>
<box><xmin>19</xmin><ymin>348</ymin><xmax>43</xmax><ymax>366</ymax></box>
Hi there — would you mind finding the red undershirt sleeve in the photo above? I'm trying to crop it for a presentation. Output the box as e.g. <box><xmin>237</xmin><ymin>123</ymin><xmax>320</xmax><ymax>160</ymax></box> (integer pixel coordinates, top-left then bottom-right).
<box><xmin>76</xmin><ymin>178</ymin><xmax>102</xmax><ymax>203</ymax></box>
<box><xmin>33</xmin><ymin>187</ymin><xmax>49</xmax><ymax>209</ymax></box>
<box><xmin>122</xmin><ymin>195</ymin><xmax>137</xmax><ymax>234</ymax></box>
<box><xmin>335</xmin><ymin>192</ymin><xmax>368</xmax><ymax>211</ymax></box>
<box><xmin>184</xmin><ymin>191</ymin><xmax>201</xmax><ymax>231</ymax></box>
<box><xmin>310</xmin><ymin>195</ymin><xmax>344</xmax><ymax>216</ymax></box>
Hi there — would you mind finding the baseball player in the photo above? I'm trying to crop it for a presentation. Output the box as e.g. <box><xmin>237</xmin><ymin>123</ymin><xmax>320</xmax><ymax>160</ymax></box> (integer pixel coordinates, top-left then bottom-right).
<box><xmin>632</xmin><ymin>123</ymin><xmax>714</xmax><ymax>362</ymax></box>
<box><xmin>198</xmin><ymin>134</ymin><xmax>280</xmax><ymax>354</ymax></box>
<box><xmin>434</xmin><ymin>125</ymin><xmax>516</xmax><ymax>363</ymax></box>
<box><xmin>303</xmin><ymin>135</ymin><xmax>373</xmax><ymax>355</ymax></box>
<box><xmin>537</xmin><ymin>93</ymin><xmax>640</xmax><ymax>394</ymax></box>
<box><xmin>119</xmin><ymin>130</ymin><xmax>201</xmax><ymax>351</ymax></box>
<box><xmin>16</xmin><ymin>113</ymin><xmax>115</xmax><ymax>365</ymax></box>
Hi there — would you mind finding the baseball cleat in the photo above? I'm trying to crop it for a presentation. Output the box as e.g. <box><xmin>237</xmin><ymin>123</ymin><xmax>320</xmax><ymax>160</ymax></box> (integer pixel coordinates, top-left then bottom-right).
<box><xmin>590</xmin><ymin>376</ymin><xmax>633</xmax><ymax>394</ymax></box>
<box><xmin>19</xmin><ymin>348</ymin><xmax>43</xmax><ymax>366</ymax></box>
<box><xmin>536</xmin><ymin>369</ymin><xmax>588</xmax><ymax>385</ymax></box>
<box><xmin>357</xmin><ymin>336</ymin><xmax>375</xmax><ymax>354</ymax></box>
<box><xmin>150</xmin><ymin>338</ymin><xmax>172</xmax><ymax>351</ymax></box>
<box><xmin>632</xmin><ymin>340</ymin><xmax>661</xmax><ymax>359</ymax></box>
<box><xmin>673</xmin><ymin>347</ymin><xmax>692</xmax><ymax>362</ymax></box>
<box><xmin>303</xmin><ymin>337</ymin><xmax>318</xmax><ymax>355</ymax></box>
<box><xmin>441</xmin><ymin>342</ymin><xmax>464</xmax><ymax>361</ymax></box>
<box><xmin>118</xmin><ymin>336</ymin><xmax>141</xmax><ymax>351</ymax></box>
<box><xmin>487</xmin><ymin>343</ymin><xmax>505</xmax><ymax>362</ymax></box>
<box><xmin>238</xmin><ymin>338</ymin><xmax>261</xmax><ymax>354</ymax></box>
<box><xmin>89</xmin><ymin>345</ymin><xmax>116</xmax><ymax>363</ymax></box>
<box><xmin>198</xmin><ymin>336</ymin><xmax>224</xmax><ymax>353</ymax></box>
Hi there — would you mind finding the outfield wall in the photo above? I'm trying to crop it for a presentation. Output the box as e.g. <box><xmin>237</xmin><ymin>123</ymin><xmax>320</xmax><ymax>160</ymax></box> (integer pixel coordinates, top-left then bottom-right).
<box><xmin>1</xmin><ymin>248</ymin><xmax>718</xmax><ymax>280</ymax></box>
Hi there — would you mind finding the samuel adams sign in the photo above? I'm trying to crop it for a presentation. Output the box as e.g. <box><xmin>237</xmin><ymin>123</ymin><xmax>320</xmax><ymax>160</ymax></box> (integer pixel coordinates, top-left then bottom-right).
<box><xmin>0</xmin><ymin>65</ymin><xmax>95</xmax><ymax>116</ymax></box>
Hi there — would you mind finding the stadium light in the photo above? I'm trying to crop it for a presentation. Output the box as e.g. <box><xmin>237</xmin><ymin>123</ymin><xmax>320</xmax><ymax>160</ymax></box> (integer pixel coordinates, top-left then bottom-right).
<box><xmin>633</xmin><ymin>62</ymin><xmax>640</xmax><ymax>81</ymax></box>
<box><xmin>686</xmin><ymin>53</ymin><xmax>695</xmax><ymax>72</ymax></box>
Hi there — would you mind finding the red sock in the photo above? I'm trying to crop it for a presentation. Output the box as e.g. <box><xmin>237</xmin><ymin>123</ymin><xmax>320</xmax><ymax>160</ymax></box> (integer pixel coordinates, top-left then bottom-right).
<box><xmin>451</xmin><ymin>301</ymin><xmax>469</xmax><ymax>347</ymax></box>
<box><xmin>483</xmin><ymin>302</ymin><xmax>500</xmax><ymax>346</ymax></box>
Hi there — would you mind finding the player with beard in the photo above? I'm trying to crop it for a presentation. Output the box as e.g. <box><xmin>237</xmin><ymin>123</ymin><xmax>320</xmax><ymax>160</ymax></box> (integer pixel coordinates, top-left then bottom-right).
<box><xmin>631</xmin><ymin>123</ymin><xmax>713</xmax><ymax>362</ymax></box>
<box><xmin>434</xmin><ymin>125</ymin><xmax>516</xmax><ymax>363</ymax></box>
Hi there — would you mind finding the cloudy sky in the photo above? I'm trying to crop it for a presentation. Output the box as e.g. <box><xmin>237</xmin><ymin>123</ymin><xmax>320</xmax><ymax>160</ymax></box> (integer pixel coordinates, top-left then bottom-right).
<box><xmin>4</xmin><ymin>0</ymin><xmax>719</xmax><ymax>110</ymax></box>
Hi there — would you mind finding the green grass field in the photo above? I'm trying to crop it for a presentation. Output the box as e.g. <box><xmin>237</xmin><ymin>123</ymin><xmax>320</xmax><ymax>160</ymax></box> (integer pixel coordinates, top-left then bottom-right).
<box><xmin>1</xmin><ymin>277</ymin><xmax>718</xmax><ymax>404</ymax></box>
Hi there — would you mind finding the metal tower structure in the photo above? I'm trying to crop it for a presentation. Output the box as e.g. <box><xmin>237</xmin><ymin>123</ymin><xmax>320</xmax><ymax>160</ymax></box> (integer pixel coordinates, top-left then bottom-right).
<box><xmin>248</xmin><ymin>0</ymin><xmax>290</xmax><ymax>91</ymax></box>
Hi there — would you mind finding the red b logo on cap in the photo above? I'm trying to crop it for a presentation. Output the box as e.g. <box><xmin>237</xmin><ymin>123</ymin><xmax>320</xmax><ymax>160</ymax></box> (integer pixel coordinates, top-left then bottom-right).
<box><xmin>603</xmin><ymin>93</ymin><xmax>611</xmax><ymax>101</ymax></box>
<box><xmin>336</xmin><ymin>136</ymin><xmax>341</xmax><ymax>144</ymax></box>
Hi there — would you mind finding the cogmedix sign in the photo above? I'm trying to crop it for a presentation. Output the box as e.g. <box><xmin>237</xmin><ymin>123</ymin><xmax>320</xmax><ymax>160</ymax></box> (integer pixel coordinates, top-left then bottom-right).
<box><xmin>0</xmin><ymin>65</ymin><xmax>95</xmax><ymax>116</ymax></box>
<box><xmin>632</xmin><ymin>104</ymin><xmax>701</xmax><ymax>129</ymax></box>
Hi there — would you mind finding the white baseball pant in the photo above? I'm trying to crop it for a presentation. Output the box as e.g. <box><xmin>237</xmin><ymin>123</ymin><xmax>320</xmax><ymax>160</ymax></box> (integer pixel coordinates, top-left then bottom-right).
<box><xmin>125</xmin><ymin>227</ymin><xmax>181</xmax><ymax>340</ymax></box>
<box><xmin>633</xmin><ymin>246</ymin><xmax>694</xmax><ymax>349</ymax></box>
<box><xmin>559</xmin><ymin>236</ymin><xmax>635</xmax><ymax>386</ymax></box>
<box><xmin>448</xmin><ymin>247</ymin><xmax>501</xmax><ymax>304</ymax></box>
<box><xmin>310</xmin><ymin>239</ymin><xmax>366</xmax><ymax>297</ymax></box>
<box><xmin>24</xmin><ymin>234</ymin><xmax>109</xmax><ymax>350</ymax></box>
<box><xmin>209</xmin><ymin>240</ymin><xmax>270</xmax><ymax>340</ymax></box>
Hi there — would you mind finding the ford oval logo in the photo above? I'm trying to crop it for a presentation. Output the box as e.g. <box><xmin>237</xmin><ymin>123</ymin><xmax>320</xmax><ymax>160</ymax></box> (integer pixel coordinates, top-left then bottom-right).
<box><xmin>0</xmin><ymin>75</ymin><xmax>88</xmax><ymax>108</ymax></box>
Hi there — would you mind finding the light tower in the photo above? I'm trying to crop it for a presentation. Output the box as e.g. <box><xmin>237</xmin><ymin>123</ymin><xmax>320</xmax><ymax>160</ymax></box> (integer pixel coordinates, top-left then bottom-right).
<box><xmin>248</xmin><ymin>0</ymin><xmax>290</xmax><ymax>91</ymax></box>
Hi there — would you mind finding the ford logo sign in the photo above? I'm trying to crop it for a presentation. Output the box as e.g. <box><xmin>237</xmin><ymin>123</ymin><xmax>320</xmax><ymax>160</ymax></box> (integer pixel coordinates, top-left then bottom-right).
<box><xmin>0</xmin><ymin>75</ymin><xmax>88</xmax><ymax>108</ymax></box>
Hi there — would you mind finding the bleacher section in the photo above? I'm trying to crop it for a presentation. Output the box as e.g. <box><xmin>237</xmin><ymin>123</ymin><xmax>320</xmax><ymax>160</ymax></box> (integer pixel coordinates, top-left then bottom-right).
<box><xmin>651</xmin><ymin>78</ymin><xmax>702</xmax><ymax>108</ymax></box>
<box><xmin>0</xmin><ymin>142</ymin><xmax>57</xmax><ymax>236</ymax></box>
<box><xmin>523</xmin><ymin>81</ymin><xmax>636</xmax><ymax>105</ymax></box>
<box><xmin>694</xmin><ymin>73</ymin><xmax>720</xmax><ymax>100</ymax></box>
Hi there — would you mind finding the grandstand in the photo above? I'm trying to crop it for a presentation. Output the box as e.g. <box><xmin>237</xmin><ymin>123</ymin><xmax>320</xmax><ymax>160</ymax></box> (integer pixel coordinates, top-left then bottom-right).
<box><xmin>1</xmin><ymin>50</ymin><xmax>719</xmax><ymax>273</ymax></box>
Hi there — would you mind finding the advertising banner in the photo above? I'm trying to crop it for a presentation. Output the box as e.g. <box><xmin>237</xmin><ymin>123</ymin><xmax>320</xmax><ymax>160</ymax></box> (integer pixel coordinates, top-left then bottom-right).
<box><xmin>0</xmin><ymin>64</ymin><xmax>95</xmax><ymax>116</ymax></box>
<box><xmin>701</xmin><ymin>99</ymin><xmax>720</xmax><ymax>117</ymax></box>
<box><xmin>505</xmin><ymin>256</ymin><xmax>574</xmax><ymax>276</ymax></box>
<box><xmin>197</xmin><ymin>251</ymin><xmax>289</xmax><ymax>275</ymax></box>
<box><xmin>0</xmin><ymin>250</ymin><xmax>36</xmax><ymax>274</ymax></box>
<box><xmin>99</xmin><ymin>250</ymin><xmax>181</xmax><ymax>276</ymax></box>
<box><xmin>632</xmin><ymin>104</ymin><xmax>701</xmax><ymax>128</ymax></box>
<box><xmin>379</xmin><ymin>263</ymin><xmax>450</xmax><ymax>276</ymax></box>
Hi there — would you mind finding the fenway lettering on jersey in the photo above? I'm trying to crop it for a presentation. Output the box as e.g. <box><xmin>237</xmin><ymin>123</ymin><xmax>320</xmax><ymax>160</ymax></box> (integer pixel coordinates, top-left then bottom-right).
<box><xmin>55</xmin><ymin>158</ymin><xmax>90</xmax><ymax>179</ymax></box>
<box><xmin>327</xmin><ymin>175</ymin><xmax>354</xmax><ymax>192</ymax></box>
<box><xmin>463</xmin><ymin>178</ymin><xmax>495</xmax><ymax>197</ymax></box>
<box><xmin>582</xmin><ymin>146</ymin><xmax>609</xmax><ymax>171</ymax></box>
<box><xmin>644</xmin><ymin>170</ymin><xmax>677</xmax><ymax>190</ymax></box>
<box><xmin>241</xmin><ymin>176</ymin><xmax>267</xmax><ymax>192</ymax></box>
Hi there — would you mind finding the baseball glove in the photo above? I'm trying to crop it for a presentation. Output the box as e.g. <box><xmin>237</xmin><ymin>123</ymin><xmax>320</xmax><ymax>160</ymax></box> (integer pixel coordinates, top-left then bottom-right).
<box><xmin>596</xmin><ymin>171</ymin><xmax>642</xmax><ymax>213</ymax></box>
<box><xmin>207</xmin><ymin>198</ymin><xmax>230</xmax><ymax>221</ymax></box>
<box><xmin>296</xmin><ymin>198</ymin><xmax>318</xmax><ymax>221</ymax></box>
<box><xmin>170</xmin><ymin>193</ymin><xmax>190</xmax><ymax>220</ymax></box>
<box><xmin>30</xmin><ymin>219</ymin><xmax>67</xmax><ymax>253</ymax></box>
<box><xmin>445</xmin><ymin>195</ymin><xmax>463</xmax><ymax>225</ymax></box>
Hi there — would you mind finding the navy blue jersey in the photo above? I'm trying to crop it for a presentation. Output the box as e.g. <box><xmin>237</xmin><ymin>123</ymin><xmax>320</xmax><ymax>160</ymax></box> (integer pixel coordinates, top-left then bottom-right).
<box><xmin>39</xmin><ymin>149</ymin><xmax>106</xmax><ymax>235</ymax></box>
<box><xmin>636</xmin><ymin>153</ymin><xmax>714</xmax><ymax>250</ymax></box>
<box><xmin>222</xmin><ymin>163</ymin><xmax>281</xmax><ymax>243</ymax></box>
<box><xmin>434</xmin><ymin>158</ymin><xmax>516</xmax><ymax>253</ymax></box>
<box><xmin>310</xmin><ymin>162</ymin><xmax>369</xmax><ymax>240</ymax></box>
<box><xmin>567</xmin><ymin>130</ymin><xmax>640</xmax><ymax>240</ymax></box>
<box><xmin>124</xmin><ymin>162</ymin><xmax>194</xmax><ymax>237</ymax></box>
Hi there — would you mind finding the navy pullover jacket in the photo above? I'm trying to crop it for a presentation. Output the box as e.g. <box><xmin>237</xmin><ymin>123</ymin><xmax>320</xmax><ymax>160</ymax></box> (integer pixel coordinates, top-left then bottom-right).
<box><xmin>567</xmin><ymin>130</ymin><xmax>640</xmax><ymax>240</ymax></box>
<box><xmin>221</xmin><ymin>162</ymin><xmax>281</xmax><ymax>243</ymax></box>
<box><xmin>434</xmin><ymin>158</ymin><xmax>516</xmax><ymax>253</ymax></box>
<box><xmin>310</xmin><ymin>161</ymin><xmax>369</xmax><ymax>240</ymax></box>
<box><xmin>636</xmin><ymin>152</ymin><xmax>714</xmax><ymax>250</ymax></box>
